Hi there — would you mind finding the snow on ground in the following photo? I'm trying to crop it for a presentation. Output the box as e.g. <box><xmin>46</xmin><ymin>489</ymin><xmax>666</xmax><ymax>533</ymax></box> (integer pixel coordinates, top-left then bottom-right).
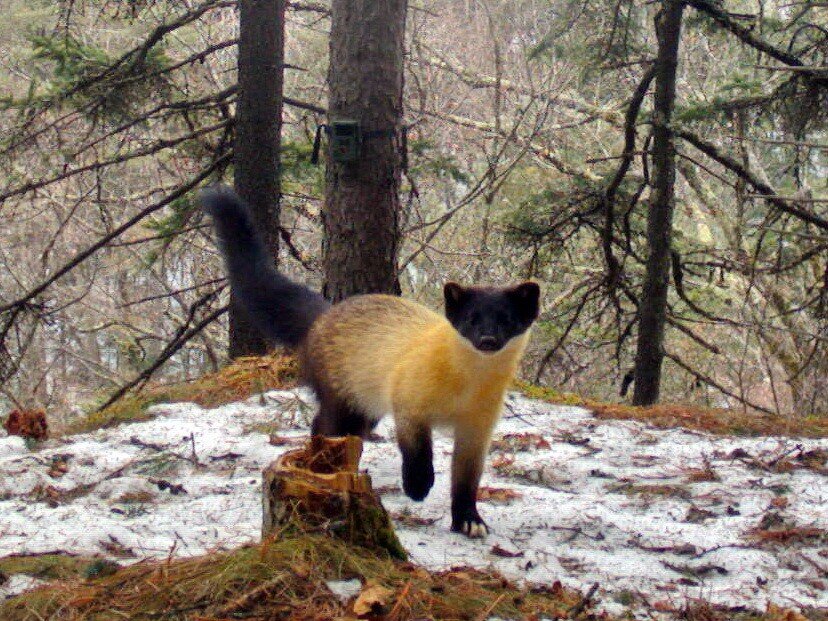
<box><xmin>1</xmin><ymin>389</ymin><xmax>826</xmax><ymax>615</ymax></box>
<box><xmin>0</xmin><ymin>575</ymin><xmax>47</xmax><ymax>601</ymax></box>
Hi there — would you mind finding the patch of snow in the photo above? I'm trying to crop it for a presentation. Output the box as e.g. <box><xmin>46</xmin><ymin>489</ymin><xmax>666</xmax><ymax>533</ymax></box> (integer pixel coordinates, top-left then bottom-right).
<box><xmin>0</xmin><ymin>388</ymin><xmax>826</xmax><ymax>616</ymax></box>
<box><xmin>0</xmin><ymin>435</ymin><xmax>28</xmax><ymax>459</ymax></box>
<box><xmin>326</xmin><ymin>578</ymin><xmax>362</xmax><ymax>601</ymax></box>
<box><xmin>1</xmin><ymin>574</ymin><xmax>47</xmax><ymax>600</ymax></box>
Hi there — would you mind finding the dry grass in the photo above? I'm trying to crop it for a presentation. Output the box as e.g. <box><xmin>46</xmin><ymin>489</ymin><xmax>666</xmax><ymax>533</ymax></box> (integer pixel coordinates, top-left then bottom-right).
<box><xmin>3</xmin><ymin>539</ymin><xmax>823</xmax><ymax>620</ymax></box>
<box><xmin>0</xmin><ymin>554</ymin><xmax>103</xmax><ymax>582</ymax></box>
<box><xmin>679</xmin><ymin>601</ymin><xmax>827</xmax><ymax>621</ymax></box>
<box><xmin>518</xmin><ymin>382</ymin><xmax>828</xmax><ymax>438</ymax></box>
<box><xmin>684</xmin><ymin>462</ymin><xmax>720</xmax><ymax>483</ymax></box>
<box><xmin>609</xmin><ymin>482</ymin><xmax>692</xmax><ymax>500</ymax></box>
<box><xmin>0</xmin><ymin>532</ymin><xmax>585</xmax><ymax>621</ymax></box>
<box><xmin>62</xmin><ymin>354</ymin><xmax>298</xmax><ymax>435</ymax></box>
<box><xmin>749</xmin><ymin>526</ymin><xmax>828</xmax><ymax>545</ymax></box>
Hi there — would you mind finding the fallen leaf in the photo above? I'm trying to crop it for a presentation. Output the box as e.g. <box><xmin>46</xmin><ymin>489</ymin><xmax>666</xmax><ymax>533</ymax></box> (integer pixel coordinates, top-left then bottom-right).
<box><xmin>478</xmin><ymin>486</ymin><xmax>522</xmax><ymax>503</ymax></box>
<box><xmin>48</xmin><ymin>456</ymin><xmax>70</xmax><ymax>479</ymax></box>
<box><xmin>770</xmin><ymin>496</ymin><xmax>789</xmax><ymax>509</ymax></box>
<box><xmin>353</xmin><ymin>583</ymin><xmax>393</xmax><ymax>617</ymax></box>
<box><xmin>491</xmin><ymin>432</ymin><xmax>550</xmax><ymax>452</ymax></box>
<box><xmin>374</xmin><ymin>484</ymin><xmax>402</xmax><ymax>495</ymax></box>
<box><xmin>685</xmin><ymin>466</ymin><xmax>719</xmax><ymax>482</ymax></box>
<box><xmin>685</xmin><ymin>506</ymin><xmax>716</xmax><ymax>523</ymax></box>
<box><xmin>491</xmin><ymin>454</ymin><xmax>515</xmax><ymax>469</ymax></box>
<box><xmin>766</xmin><ymin>603</ymin><xmax>809</xmax><ymax>621</ymax></box>
<box><xmin>392</xmin><ymin>511</ymin><xmax>437</xmax><ymax>527</ymax></box>
<box><xmin>30</xmin><ymin>484</ymin><xmax>61</xmax><ymax>507</ymax></box>
<box><xmin>490</xmin><ymin>544</ymin><xmax>524</xmax><ymax>558</ymax></box>
<box><xmin>750</xmin><ymin>526</ymin><xmax>826</xmax><ymax>544</ymax></box>
<box><xmin>796</xmin><ymin>448</ymin><xmax>827</xmax><ymax>469</ymax></box>
<box><xmin>269</xmin><ymin>434</ymin><xmax>303</xmax><ymax>446</ymax></box>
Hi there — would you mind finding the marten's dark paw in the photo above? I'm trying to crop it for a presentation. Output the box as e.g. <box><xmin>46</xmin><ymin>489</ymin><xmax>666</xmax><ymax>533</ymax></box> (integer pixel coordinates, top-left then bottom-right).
<box><xmin>402</xmin><ymin>459</ymin><xmax>434</xmax><ymax>501</ymax></box>
<box><xmin>450</xmin><ymin>507</ymin><xmax>488</xmax><ymax>538</ymax></box>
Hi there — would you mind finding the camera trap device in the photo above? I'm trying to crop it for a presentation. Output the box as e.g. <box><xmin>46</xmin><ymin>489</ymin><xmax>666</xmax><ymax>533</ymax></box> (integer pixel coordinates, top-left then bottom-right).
<box><xmin>311</xmin><ymin>119</ymin><xmax>361</xmax><ymax>164</ymax></box>
<box><xmin>329</xmin><ymin>119</ymin><xmax>361</xmax><ymax>162</ymax></box>
<box><xmin>311</xmin><ymin>119</ymin><xmax>407</xmax><ymax>167</ymax></box>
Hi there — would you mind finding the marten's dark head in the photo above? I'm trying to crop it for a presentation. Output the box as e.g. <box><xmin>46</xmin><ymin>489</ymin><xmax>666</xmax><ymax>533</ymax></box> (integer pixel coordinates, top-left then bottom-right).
<box><xmin>444</xmin><ymin>282</ymin><xmax>540</xmax><ymax>353</ymax></box>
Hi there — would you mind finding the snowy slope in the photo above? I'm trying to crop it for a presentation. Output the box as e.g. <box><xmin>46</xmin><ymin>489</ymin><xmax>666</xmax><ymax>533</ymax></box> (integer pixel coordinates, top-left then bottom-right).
<box><xmin>1</xmin><ymin>389</ymin><xmax>826</xmax><ymax>615</ymax></box>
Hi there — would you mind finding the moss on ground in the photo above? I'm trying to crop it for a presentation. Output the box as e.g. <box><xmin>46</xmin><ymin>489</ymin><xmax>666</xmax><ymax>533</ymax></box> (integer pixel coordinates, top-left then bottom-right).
<box><xmin>61</xmin><ymin>354</ymin><xmax>825</xmax><ymax>439</ymax></box>
<box><xmin>517</xmin><ymin>381</ymin><xmax>828</xmax><ymax>438</ymax></box>
<box><xmin>0</xmin><ymin>553</ymin><xmax>106</xmax><ymax>581</ymax></box>
<box><xmin>63</xmin><ymin>354</ymin><xmax>298</xmax><ymax>435</ymax></box>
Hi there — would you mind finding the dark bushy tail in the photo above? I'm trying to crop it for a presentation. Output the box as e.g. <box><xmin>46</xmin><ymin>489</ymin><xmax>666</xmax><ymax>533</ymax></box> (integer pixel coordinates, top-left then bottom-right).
<box><xmin>201</xmin><ymin>186</ymin><xmax>329</xmax><ymax>348</ymax></box>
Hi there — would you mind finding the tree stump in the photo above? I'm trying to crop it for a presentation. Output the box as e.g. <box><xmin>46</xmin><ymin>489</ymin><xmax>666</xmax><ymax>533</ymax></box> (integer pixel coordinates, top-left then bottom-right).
<box><xmin>262</xmin><ymin>435</ymin><xmax>406</xmax><ymax>559</ymax></box>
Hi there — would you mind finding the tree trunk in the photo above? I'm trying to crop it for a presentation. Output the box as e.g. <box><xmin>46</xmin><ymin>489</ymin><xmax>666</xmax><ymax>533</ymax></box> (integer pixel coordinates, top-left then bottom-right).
<box><xmin>633</xmin><ymin>1</ymin><xmax>685</xmax><ymax>405</ymax></box>
<box><xmin>321</xmin><ymin>0</ymin><xmax>406</xmax><ymax>302</ymax></box>
<box><xmin>229</xmin><ymin>0</ymin><xmax>285</xmax><ymax>358</ymax></box>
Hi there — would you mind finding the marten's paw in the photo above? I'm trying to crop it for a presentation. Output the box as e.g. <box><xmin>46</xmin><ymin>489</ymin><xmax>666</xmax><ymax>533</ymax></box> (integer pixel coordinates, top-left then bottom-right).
<box><xmin>450</xmin><ymin>507</ymin><xmax>489</xmax><ymax>538</ymax></box>
<box><xmin>402</xmin><ymin>459</ymin><xmax>434</xmax><ymax>501</ymax></box>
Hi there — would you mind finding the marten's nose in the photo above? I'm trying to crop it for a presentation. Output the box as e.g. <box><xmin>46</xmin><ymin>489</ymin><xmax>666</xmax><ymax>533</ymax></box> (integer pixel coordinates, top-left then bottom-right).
<box><xmin>477</xmin><ymin>336</ymin><xmax>500</xmax><ymax>351</ymax></box>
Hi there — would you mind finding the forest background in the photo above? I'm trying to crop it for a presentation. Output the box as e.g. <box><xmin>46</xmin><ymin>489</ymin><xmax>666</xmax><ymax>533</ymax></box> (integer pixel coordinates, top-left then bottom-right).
<box><xmin>0</xmin><ymin>0</ymin><xmax>826</xmax><ymax>425</ymax></box>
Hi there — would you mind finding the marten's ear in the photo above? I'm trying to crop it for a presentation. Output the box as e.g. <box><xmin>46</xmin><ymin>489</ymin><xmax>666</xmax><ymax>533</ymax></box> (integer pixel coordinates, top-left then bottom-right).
<box><xmin>509</xmin><ymin>282</ymin><xmax>540</xmax><ymax>323</ymax></box>
<box><xmin>444</xmin><ymin>282</ymin><xmax>468</xmax><ymax>315</ymax></box>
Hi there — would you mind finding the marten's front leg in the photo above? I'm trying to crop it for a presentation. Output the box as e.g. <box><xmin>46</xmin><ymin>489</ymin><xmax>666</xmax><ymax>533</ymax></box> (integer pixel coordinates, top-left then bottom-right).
<box><xmin>311</xmin><ymin>395</ymin><xmax>375</xmax><ymax>437</ymax></box>
<box><xmin>396</xmin><ymin>421</ymin><xmax>434</xmax><ymax>501</ymax></box>
<box><xmin>450</xmin><ymin>426</ymin><xmax>491</xmax><ymax>537</ymax></box>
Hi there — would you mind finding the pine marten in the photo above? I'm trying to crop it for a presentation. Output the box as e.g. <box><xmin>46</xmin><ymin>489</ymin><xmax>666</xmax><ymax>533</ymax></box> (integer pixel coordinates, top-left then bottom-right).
<box><xmin>202</xmin><ymin>187</ymin><xmax>540</xmax><ymax>537</ymax></box>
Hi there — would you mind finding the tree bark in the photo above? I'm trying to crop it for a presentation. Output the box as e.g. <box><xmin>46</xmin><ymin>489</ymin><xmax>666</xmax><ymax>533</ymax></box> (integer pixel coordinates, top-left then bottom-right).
<box><xmin>321</xmin><ymin>0</ymin><xmax>406</xmax><ymax>302</ymax></box>
<box><xmin>633</xmin><ymin>1</ymin><xmax>685</xmax><ymax>405</ymax></box>
<box><xmin>229</xmin><ymin>0</ymin><xmax>285</xmax><ymax>357</ymax></box>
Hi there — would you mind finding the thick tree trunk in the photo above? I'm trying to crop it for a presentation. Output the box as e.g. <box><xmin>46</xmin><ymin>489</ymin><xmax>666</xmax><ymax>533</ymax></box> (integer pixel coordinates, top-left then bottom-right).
<box><xmin>229</xmin><ymin>0</ymin><xmax>285</xmax><ymax>357</ymax></box>
<box><xmin>321</xmin><ymin>0</ymin><xmax>406</xmax><ymax>302</ymax></box>
<box><xmin>633</xmin><ymin>1</ymin><xmax>685</xmax><ymax>405</ymax></box>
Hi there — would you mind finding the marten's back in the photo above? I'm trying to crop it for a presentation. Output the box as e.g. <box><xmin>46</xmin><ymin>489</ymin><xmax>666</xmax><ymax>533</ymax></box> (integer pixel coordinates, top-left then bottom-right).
<box><xmin>300</xmin><ymin>294</ymin><xmax>448</xmax><ymax>418</ymax></box>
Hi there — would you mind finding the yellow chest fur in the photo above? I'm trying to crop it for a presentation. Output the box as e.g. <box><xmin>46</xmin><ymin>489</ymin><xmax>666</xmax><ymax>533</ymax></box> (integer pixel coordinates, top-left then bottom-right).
<box><xmin>392</xmin><ymin>324</ymin><xmax>527</xmax><ymax>427</ymax></box>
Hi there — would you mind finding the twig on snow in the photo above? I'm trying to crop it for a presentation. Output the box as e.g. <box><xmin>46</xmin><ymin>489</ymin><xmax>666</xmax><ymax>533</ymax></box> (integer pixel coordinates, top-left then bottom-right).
<box><xmin>568</xmin><ymin>581</ymin><xmax>599</xmax><ymax>618</ymax></box>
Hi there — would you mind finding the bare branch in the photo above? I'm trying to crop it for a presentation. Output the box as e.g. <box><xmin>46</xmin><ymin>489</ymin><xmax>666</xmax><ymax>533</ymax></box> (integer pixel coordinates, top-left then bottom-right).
<box><xmin>677</xmin><ymin>129</ymin><xmax>828</xmax><ymax>231</ymax></box>
<box><xmin>0</xmin><ymin>152</ymin><xmax>232</xmax><ymax>316</ymax></box>
<box><xmin>686</xmin><ymin>0</ymin><xmax>828</xmax><ymax>87</ymax></box>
